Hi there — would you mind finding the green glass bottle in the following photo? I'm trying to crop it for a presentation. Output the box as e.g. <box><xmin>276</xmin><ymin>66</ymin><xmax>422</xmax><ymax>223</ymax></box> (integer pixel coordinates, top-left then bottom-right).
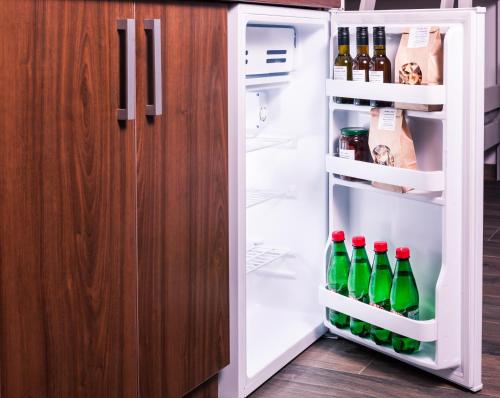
<box><xmin>326</xmin><ymin>230</ymin><xmax>351</xmax><ymax>328</ymax></box>
<box><xmin>348</xmin><ymin>236</ymin><xmax>371</xmax><ymax>337</ymax></box>
<box><xmin>369</xmin><ymin>241</ymin><xmax>393</xmax><ymax>345</ymax></box>
<box><xmin>390</xmin><ymin>247</ymin><xmax>421</xmax><ymax>354</ymax></box>
<box><xmin>334</xmin><ymin>27</ymin><xmax>353</xmax><ymax>104</ymax></box>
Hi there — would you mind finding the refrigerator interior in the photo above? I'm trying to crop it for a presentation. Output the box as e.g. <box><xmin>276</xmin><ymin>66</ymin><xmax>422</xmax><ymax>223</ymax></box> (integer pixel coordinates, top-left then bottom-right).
<box><xmin>244</xmin><ymin>16</ymin><xmax>329</xmax><ymax>386</ymax></box>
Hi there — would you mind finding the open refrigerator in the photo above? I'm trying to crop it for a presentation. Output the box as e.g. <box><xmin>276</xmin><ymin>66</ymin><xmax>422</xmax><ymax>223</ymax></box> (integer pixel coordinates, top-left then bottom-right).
<box><xmin>221</xmin><ymin>4</ymin><xmax>485</xmax><ymax>397</ymax></box>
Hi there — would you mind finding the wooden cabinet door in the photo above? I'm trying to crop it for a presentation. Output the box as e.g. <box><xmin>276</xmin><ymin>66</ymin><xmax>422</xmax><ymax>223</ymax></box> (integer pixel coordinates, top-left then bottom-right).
<box><xmin>0</xmin><ymin>1</ymin><xmax>138</xmax><ymax>396</ymax></box>
<box><xmin>135</xmin><ymin>3</ymin><xmax>229</xmax><ymax>397</ymax></box>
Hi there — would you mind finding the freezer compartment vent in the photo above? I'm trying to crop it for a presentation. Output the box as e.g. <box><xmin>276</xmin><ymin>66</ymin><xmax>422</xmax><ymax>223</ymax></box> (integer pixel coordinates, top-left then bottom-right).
<box><xmin>326</xmin><ymin>80</ymin><xmax>445</xmax><ymax>107</ymax></box>
<box><xmin>246</xmin><ymin>25</ymin><xmax>295</xmax><ymax>84</ymax></box>
<box><xmin>246</xmin><ymin>244</ymin><xmax>289</xmax><ymax>274</ymax></box>
<box><xmin>325</xmin><ymin>155</ymin><xmax>445</xmax><ymax>193</ymax></box>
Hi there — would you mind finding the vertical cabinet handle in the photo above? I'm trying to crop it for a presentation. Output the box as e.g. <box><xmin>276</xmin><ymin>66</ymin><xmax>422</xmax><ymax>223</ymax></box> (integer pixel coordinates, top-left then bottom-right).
<box><xmin>117</xmin><ymin>19</ymin><xmax>136</xmax><ymax>121</ymax></box>
<box><xmin>144</xmin><ymin>19</ymin><xmax>163</xmax><ymax>117</ymax></box>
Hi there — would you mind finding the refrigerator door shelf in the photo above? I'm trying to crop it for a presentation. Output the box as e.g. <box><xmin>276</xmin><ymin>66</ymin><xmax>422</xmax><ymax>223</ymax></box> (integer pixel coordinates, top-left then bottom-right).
<box><xmin>324</xmin><ymin>320</ymin><xmax>457</xmax><ymax>371</ymax></box>
<box><xmin>330</xmin><ymin>176</ymin><xmax>444</xmax><ymax>206</ymax></box>
<box><xmin>330</xmin><ymin>103</ymin><xmax>446</xmax><ymax>121</ymax></box>
<box><xmin>326</xmin><ymin>80</ymin><xmax>446</xmax><ymax>106</ymax></box>
<box><xmin>318</xmin><ymin>285</ymin><xmax>437</xmax><ymax>342</ymax></box>
<box><xmin>326</xmin><ymin>155</ymin><xmax>445</xmax><ymax>192</ymax></box>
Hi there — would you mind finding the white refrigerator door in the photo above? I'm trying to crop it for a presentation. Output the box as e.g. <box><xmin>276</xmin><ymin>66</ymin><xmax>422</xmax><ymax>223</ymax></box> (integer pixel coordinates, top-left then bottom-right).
<box><xmin>321</xmin><ymin>7</ymin><xmax>485</xmax><ymax>391</ymax></box>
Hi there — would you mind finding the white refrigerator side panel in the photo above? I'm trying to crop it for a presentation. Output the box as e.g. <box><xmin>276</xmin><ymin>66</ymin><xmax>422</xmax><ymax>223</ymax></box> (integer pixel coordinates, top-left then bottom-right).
<box><xmin>219</xmin><ymin>7</ymin><xmax>249</xmax><ymax>398</ymax></box>
<box><xmin>460</xmin><ymin>8</ymin><xmax>485</xmax><ymax>391</ymax></box>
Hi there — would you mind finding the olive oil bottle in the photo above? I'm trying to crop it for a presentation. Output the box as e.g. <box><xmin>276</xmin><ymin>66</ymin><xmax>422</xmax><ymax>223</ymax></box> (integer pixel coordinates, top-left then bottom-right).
<box><xmin>369</xmin><ymin>26</ymin><xmax>392</xmax><ymax>107</ymax></box>
<box><xmin>352</xmin><ymin>27</ymin><xmax>370</xmax><ymax>106</ymax></box>
<box><xmin>334</xmin><ymin>27</ymin><xmax>353</xmax><ymax>104</ymax></box>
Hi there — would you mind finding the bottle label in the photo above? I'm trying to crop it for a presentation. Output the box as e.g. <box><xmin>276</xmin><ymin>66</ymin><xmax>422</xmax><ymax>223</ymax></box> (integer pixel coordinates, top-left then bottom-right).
<box><xmin>377</xmin><ymin>108</ymin><xmax>397</xmax><ymax>131</ymax></box>
<box><xmin>352</xmin><ymin>69</ymin><xmax>367</xmax><ymax>82</ymax></box>
<box><xmin>369</xmin><ymin>70</ymin><xmax>384</xmax><ymax>83</ymax></box>
<box><xmin>408</xmin><ymin>26</ymin><xmax>430</xmax><ymax>49</ymax></box>
<box><xmin>334</xmin><ymin>66</ymin><xmax>348</xmax><ymax>81</ymax></box>
<box><xmin>339</xmin><ymin>148</ymin><xmax>355</xmax><ymax>160</ymax></box>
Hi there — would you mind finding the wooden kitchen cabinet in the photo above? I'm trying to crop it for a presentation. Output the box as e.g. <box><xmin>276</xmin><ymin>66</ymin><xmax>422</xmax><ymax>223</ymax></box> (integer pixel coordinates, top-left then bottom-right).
<box><xmin>0</xmin><ymin>0</ymin><xmax>138</xmax><ymax>397</ymax></box>
<box><xmin>135</xmin><ymin>2</ymin><xmax>229</xmax><ymax>397</ymax></box>
<box><xmin>0</xmin><ymin>1</ymin><xmax>228</xmax><ymax>397</ymax></box>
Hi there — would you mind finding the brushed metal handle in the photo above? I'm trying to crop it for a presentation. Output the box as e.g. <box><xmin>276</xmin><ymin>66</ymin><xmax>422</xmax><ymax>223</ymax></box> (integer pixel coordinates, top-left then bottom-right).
<box><xmin>117</xmin><ymin>19</ymin><xmax>136</xmax><ymax>121</ymax></box>
<box><xmin>144</xmin><ymin>19</ymin><xmax>163</xmax><ymax>116</ymax></box>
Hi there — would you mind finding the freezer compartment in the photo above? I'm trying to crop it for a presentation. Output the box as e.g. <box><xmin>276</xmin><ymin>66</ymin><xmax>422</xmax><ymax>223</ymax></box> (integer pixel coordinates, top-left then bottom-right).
<box><xmin>246</xmin><ymin>25</ymin><xmax>295</xmax><ymax>79</ymax></box>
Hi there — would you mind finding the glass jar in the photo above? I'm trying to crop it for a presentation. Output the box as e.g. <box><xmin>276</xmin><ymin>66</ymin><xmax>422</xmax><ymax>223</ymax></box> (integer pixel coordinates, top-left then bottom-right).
<box><xmin>338</xmin><ymin>127</ymin><xmax>371</xmax><ymax>181</ymax></box>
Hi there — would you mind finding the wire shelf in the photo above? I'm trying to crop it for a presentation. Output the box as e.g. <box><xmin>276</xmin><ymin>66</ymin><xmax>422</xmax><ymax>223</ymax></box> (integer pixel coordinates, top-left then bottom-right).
<box><xmin>246</xmin><ymin>136</ymin><xmax>291</xmax><ymax>153</ymax></box>
<box><xmin>246</xmin><ymin>189</ymin><xmax>286</xmax><ymax>208</ymax></box>
<box><xmin>246</xmin><ymin>245</ymin><xmax>289</xmax><ymax>274</ymax></box>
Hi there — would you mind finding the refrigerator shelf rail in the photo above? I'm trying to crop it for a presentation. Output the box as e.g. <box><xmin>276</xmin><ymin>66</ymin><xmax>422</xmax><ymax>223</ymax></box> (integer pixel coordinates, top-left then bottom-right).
<box><xmin>326</xmin><ymin>80</ymin><xmax>446</xmax><ymax>106</ymax></box>
<box><xmin>318</xmin><ymin>285</ymin><xmax>437</xmax><ymax>342</ymax></box>
<box><xmin>330</xmin><ymin>103</ymin><xmax>446</xmax><ymax>121</ymax></box>
<box><xmin>331</xmin><ymin>176</ymin><xmax>445</xmax><ymax>205</ymax></box>
<box><xmin>326</xmin><ymin>155</ymin><xmax>445</xmax><ymax>192</ymax></box>
<box><xmin>246</xmin><ymin>189</ymin><xmax>287</xmax><ymax>208</ymax></box>
<box><xmin>246</xmin><ymin>244</ymin><xmax>289</xmax><ymax>274</ymax></box>
<box><xmin>246</xmin><ymin>135</ymin><xmax>293</xmax><ymax>152</ymax></box>
<box><xmin>324</xmin><ymin>319</ymin><xmax>457</xmax><ymax>371</ymax></box>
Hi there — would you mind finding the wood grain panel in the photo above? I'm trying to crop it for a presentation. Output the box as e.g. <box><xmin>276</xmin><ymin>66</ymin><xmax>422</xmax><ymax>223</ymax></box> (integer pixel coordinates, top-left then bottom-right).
<box><xmin>136</xmin><ymin>2</ymin><xmax>229</xmax><ymax>397</ymax></box>
<box><xmin>0</xmin><ymin>1</ymin><xmax>137</xmax><ymax>396</ymax></box>
<box><xmin>184</xmin><ymin>375</ymin><xmax>219</xmax><ymax>398</ymax></box>
<box><xmin>218</xmin><ymin>0</ymin><xmax>341</xmax><ymax>9</ymax></box>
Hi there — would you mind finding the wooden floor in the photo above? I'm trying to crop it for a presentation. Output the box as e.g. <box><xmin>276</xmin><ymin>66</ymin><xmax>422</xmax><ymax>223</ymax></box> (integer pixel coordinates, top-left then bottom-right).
<box><xmin>251</xmin><ymin>180</ymin><xmax>500</xmax><ymax>398</ymax></box>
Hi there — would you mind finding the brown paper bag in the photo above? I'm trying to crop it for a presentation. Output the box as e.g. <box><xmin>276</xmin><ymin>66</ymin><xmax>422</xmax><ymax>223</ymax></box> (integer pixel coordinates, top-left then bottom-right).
<box><xmin>368</xmin><ymin>108</ymin><xmax>417</xmax><ymax>193</ymax></box>
<box><xmin>395</xmin><ymin>26</ymin><xmax>443</xmax><ymax>111</ymax></box>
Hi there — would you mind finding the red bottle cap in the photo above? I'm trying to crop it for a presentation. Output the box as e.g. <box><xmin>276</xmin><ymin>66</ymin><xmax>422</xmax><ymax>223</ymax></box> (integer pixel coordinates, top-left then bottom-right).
<box><xmin>332</xmin><ymin>230</ymin><xmax>345</xmax><ymax>242</ymax></box>
<box><xmin>396</xmin><ymin>247</ymin><xmax>410</xmax><ymax>260</ymax></box>
<box><xmin>374</xmin><ymin>241</ymin><xmax>388</xmax><ymax>252</ymax></box>
<box><xmin>352</xmin><ymin>236</ymin><xmax>365</xmax><ymax>247</ymax></box>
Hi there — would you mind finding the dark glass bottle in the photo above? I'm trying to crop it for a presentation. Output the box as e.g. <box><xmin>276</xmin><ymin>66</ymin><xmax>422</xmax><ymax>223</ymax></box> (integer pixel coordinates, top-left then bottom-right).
<box><xmin>334</xmin><ymin>27</ymin><xmax>353</xmax><ymax>104</ymax></box>
<box><xmin>348</xmin><ymin>236</ymin><xmax>371</xmax><ymax>337</ymax></box>
<box><xmin>390</xmin><ymin>247</ymin><xmax>421</xmax><ymax>354</ymax></box>
<box><xmin>369</xmin><ymin>26</ymin><xmax>392</xmax><ymax>108</ymax></box>
<box><xmin>369</xmin><ymin>241</ymin><xmax>393</xmax><ymax>345</ymax></box>
<box><xmin>326</xmin><ymin>230</ymin><xmax>351</xmax><ymax>329</ymax></box>
<box><xmin>352</xmin><ymin>27</ymin><xmax>370</xmax><ymax>106</ymax></box>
